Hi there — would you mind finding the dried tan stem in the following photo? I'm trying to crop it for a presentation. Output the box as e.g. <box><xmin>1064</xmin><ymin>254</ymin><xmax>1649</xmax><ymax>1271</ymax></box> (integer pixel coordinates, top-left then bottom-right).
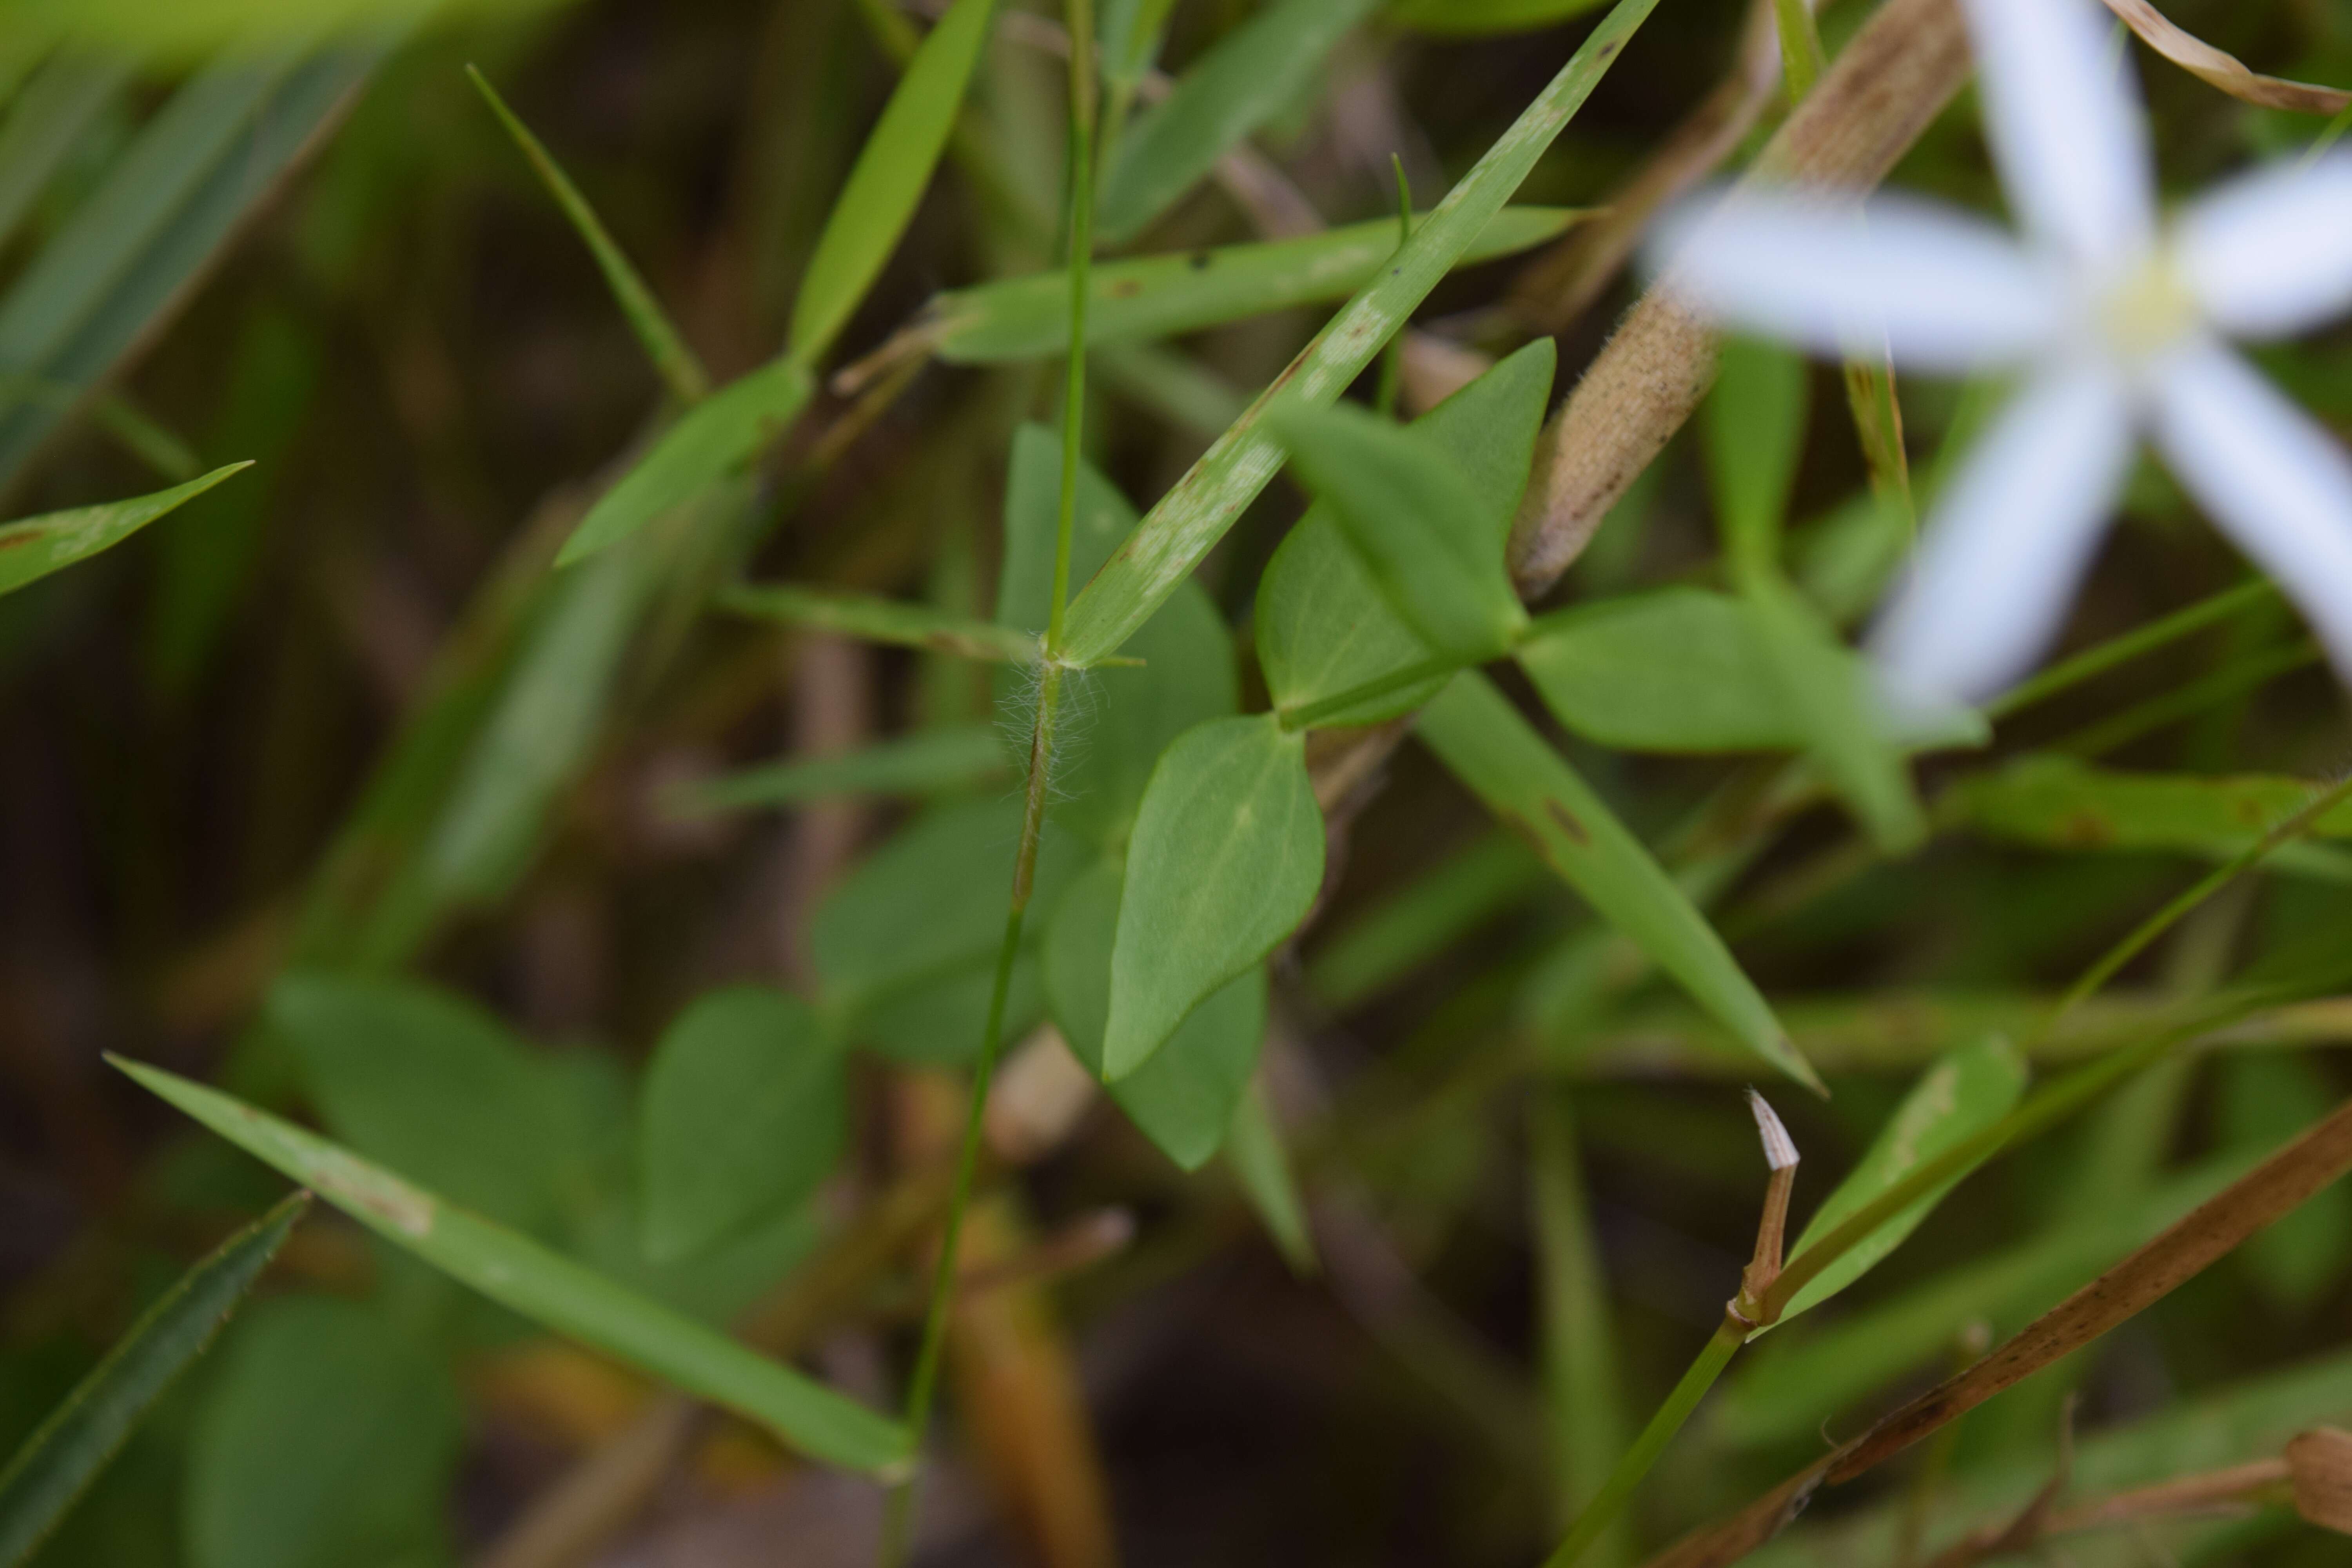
<box><xmin>2098</xmin><ymin>0</ymin><xmax>2349</xmax><ymax>114</ymax></box>
<box><xmin>1508</xmin><ymin>0</ymin><xmax>1971</xmax><ymax>597</ymax></box>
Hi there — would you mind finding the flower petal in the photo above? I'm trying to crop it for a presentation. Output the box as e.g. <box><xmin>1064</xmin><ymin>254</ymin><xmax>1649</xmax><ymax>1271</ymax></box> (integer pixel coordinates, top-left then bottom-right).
<box><xmin>1869</xmin><ymin>364</ymin><xmax>2136</xmax><ymax>708</ymax></box>
<box><xmin>2150</xmin><ymin>341</ymin><xmax>2352</xmax><ymax>682</ymax></box>
<box><xmin>1651</xmin><ymin>189</ymin><xmax>2062</xmax><ymax>372</ymax></box>
<box><xmin>1962</xmin><ymin>0</ymin><xmax>2156</xmax><ymax>274</ymax></box>
<box><xmin>2178</xmin><ymin>153</ymin><xmax>2352</xmax><ymax>339</ymax></box>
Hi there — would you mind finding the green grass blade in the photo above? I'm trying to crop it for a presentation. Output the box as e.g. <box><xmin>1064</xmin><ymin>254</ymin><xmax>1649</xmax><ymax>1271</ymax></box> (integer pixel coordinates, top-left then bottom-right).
<box><xmin>557</xmin><ymin>358</ymin><xmax>810</xmax><ymax>565</ymax></box>
<box><xmin>1416</xmin><ymin>670</ymin><xmax>1820</xmax><ymax>1092</ymax></box>
<box><xmin>112</xmin><ymin>1058</ymin><xmax>911</xmax><ymax>1476</ymax></box>
<box><xmin>0</xmin><ymin>47</ymin><xmax>372</xmax><ymax>488</ymax></box>
<box><xmin>1096</xmin><ymin>0</ymin><xmax>1376</xmax><ymax>243</ymax></box>
<box><xmin>1225</xmin><ymin>1080</ymin><xmax>1318</xmax><ymax>1275</ymax></box>
<box><xmin>467</xmin><ymin>66</ymin><xmax>710</xmax><ymax>404</ymax></box>
<box><xmin>1746</xmin><ymin>576</ymin><xmax>1927</xmax><ymax>852</ymax></box>
<box><xmin>0</xmin><ymin>463</ymin><xmax>250</xmax><ymax>598</ymax></box>
<box><xmin>1058</xmin><ymin>0</ymin><xmax>1660</xmax><ymax>667</ymax></box>
<box><xmin>677</xmin><ymin>722</ymin><xmax>1009</xmax><ymax>814</ymax></box>
<box><xmin>931</xmin><ymin>207</ymin><xmax>1579</xmax><ymax>362</ymax></box>
<box><xmin>1307</xmin><ymin>833</ymin><xmax>1546</xmax><ymax>1010</ymax></box>
<box><xmin>0</xmin><ymin>1191</ymin><xmax>307</xmax><ymax>1568</ymax></box>
<box><xmin>1390</xmin><ymin>0</ymin><xmax>1617</xmax><ymax>34</ymax></box>
<box><xmin>0</xmin><ymin>54</ymin><xmax>130</xmax><ymax>257</ymax></box>
<box><xmin>1529</xmin><ymin>1095</ymin><xmax>1629</xmax><ymax>1560</ymax></box>
<box><xmin>1955</xmin><ymin>754</ymin><xmax>2352</xmax><ymax>859</ymax></box>
<box><xmin>719</xmin><ymin>581</ymin><xmax>1042</xmax><ymax>664</ymax></box>
<box><xmin>788</xmin><ymin>0</ymin><xmax>999</xmax><ymax>368</ymax></box>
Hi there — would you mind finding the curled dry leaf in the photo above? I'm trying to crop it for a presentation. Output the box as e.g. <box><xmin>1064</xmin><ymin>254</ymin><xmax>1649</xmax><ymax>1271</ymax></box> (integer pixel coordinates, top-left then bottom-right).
<box><xmin>2097</xmin><ymin>0</ymin><xmax>2350</xmax><ymax>115</ymax></box>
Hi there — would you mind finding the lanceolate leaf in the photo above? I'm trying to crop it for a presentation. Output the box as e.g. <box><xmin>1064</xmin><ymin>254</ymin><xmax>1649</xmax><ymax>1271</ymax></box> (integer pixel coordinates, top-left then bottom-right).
<box><xmin>467</xmin><ymin>66</ymin><xmax>709</xmax><ymax>404</ymax></box>
<box><xmin>638</xmin><ymin>987</ymin><xmax>848</xmax><ymax>1262</ymax></box>
<box><xmin>113</xmin><ymin>1058</ymin><xmax>910</xmax><ymax>1475</ymax></box>
<box><xmin>788</xmin><ymin>0</ymin><xmax>999</xmax><ymax>367</ymax></box>
<box><xmin>721</xmin><ymin>581</ymin><xmax>1040</xmax><ymax>663</ymax></box>
<box><xmin>1775</xmin><ymin>1035</ymin><xmax>2028</xmax><ymax>1327</ymax></box>
<box><xmin>1268</xmin><ymin>398</ymin><xmax>1529</xmax><ymax>662</ymax></box>
<box><xmin>1098</xmin><ymin>0</ymin><xmax>1377</xmax><ymax>244</ymax></box>
<box><xmin>1058</xmin><ymin>0</ymin><xmax>1660</xmax><ymax>668</ymax></box>
<box><xmin>557</xmin><ymin>359</ymin><xmax>810</xmax><ymax>564</ymax></box>
<box><xmin>1388</xmin><ymin>0</ymin><xmax>1618</xmax><ymax>35</ymax></box>
<box><xmin>1226</xmin><ymin>1082</ymin><xmax>1318</xmax><ymax>1274</ymax></box>
<box><xmin>0</xmin><ymin>1193</ymin><xmax>307</xmax><ymax>1568</ymax></box>
<box><xmin>1955</xmin><ymin>754</ymin><xmax>2352</xmax><ymax>857</ymax></box>
<box><xmin>1416</xmin><ymin>670</ymin><xmax>1820</xmax><ymax>1091</ymax></box>
<box><xmin>679</xmin><ymin>722</ymin><xmax>1008</xmax><ymax>813</ymax></box>
<box><xmin>1703</xmin><ymin>336</ymin><xmax>1808</xmax><ymax>579</ymax></box>
<box><xmin>1104</xmin><ymin>714</ymin><xmax>1323</xmax><ymax>1079</ymax></box>
<box><xmin>929</xmin><ymin>207</ymin><xmax>1579</xmax><ymax>362</ymax></box>
<box><xmin>0</xmin><ymin>464</ymin><xmax>250</xmax><ymax>599</ymax></box>
<box><xmin>1259</xmin><ymin>340</ymin><xmax>1555</xmax><ymax>727</ymax></box>
<box><xmin>0</xmin><ymin>48</ymin><xmax>373</xmax><ymax>488</ymax></box>
<box><xmin>1746</xmin><ymin>576</ymin><xmax>1927</xmax><ymax>853</ymax></box>
<box><xmin>0</xmin><ymin>54</ymin><xmax>130</xmax><ymax>257</ymax></box>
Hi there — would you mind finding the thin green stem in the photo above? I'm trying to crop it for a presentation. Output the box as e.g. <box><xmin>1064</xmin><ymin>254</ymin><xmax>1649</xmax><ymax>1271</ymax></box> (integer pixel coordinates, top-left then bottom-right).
<box><xmin>1278</xmin><ymin>654</ymin><xmax>1459</xmax><ymax>731</ymax></box>
<box><xmin>1541</xmin><ymin>1319</ymin><xmax>1743</xmax><ymax>1568</ymax></box>
<box><xmin>1987</xmin><ymin>577</ymin><xmax>2277</xmax><ymax>719</ymax></box>
<box><xmin>882</xmin><ymin>13</ymin><xmax>1098</xmax><ymax>1559</ymax></box>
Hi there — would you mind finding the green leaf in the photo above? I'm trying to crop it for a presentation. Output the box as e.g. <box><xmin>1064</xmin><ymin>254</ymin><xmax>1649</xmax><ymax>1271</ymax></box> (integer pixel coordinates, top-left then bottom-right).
<box><xmin>1098</xmin><ymin>0</ymin><xmax>1378</xmax><ymax>244</ymax></box>
<box><xmin>1044</xmin><ymin>858</ymin><xmax>1269</xmax><ymax>1168</ymax></box>
<box><xmin>1514</xmin><ymin>587</ymin><xmax>1986</xmax><ymax>754</ymax></box>
<box><xmin>995</xmin><ymin>421</ymin><xmax>1145</xmax><ymax>638</ymax></box>
<box><xmin>1746</xmin><ymin>575</ymin><xmax>1927</xmax><ymax>853</ymax></box>
<box><xmin>0</xmin><ymin>48</ymin><xmax>374</xmax><ymax>488</ymax></box>
<box><xmin>930</xmin><ymin>208</ymin><xmax>1579</xmax><ymax>362</ymax></box>
<box><xmin>638</xmin><ymin>987</ymin><xmax>847</xmax><ymax>1263</ymax></box>
<box><xmin>788</xmin><ymin>0</ymin><xmax>998</xmax><ymax>366</ymax></box>
<box><xmin>1225</xmin><ymin>1081</ymin><xmax>1318</xmax><ymax>1275</ymax></box>
<box><xmin>267</xmin><ymin>973</ymin><xmax>590</xmax><ymax>1231</ymax></box>
<box><xmin>0</xmin><ymin>463</ymin><xmax>249</xmax><ymax>599</ymax></box>
<box><xmin>0</xmin><ymin>54</ymin><xmax>130</xmax><ymax>258</ymax></box>
<box><xmin>1775</xmin><ymin>1035</ymin><xmax>2028</xmax><ymax>1325</ymax></box>
<box><xmin>467</xmin><ymin>65</ymin><xmax>709</xmax><ymax>404</ymax></box>
<box><xmin>679</xmin><ymin>722</ymin><xmax>1009</xmax><ymax>814</ymax></box>
<box><xmin>1258</xmin><ymin>339</ymin><xmax>1554</xmax><ymax>727</ymax></box>
<box><xmin>184</xmin><ymin>1296</ymin><xmax>462</xmax><ymax>1568</ymax></box>
<box><xmin>114</xmin><ymin>1058</ymin><xmax>911</xmax><ymax>1474</ymax></box>
<box><xmin>1954</xmin><ymin>754</ymin><xmax>2352</xmax><ymax>870</ymax></box>
<box><xmin>1415</xmin><ymin>670</ymin><xmax>1820</xmax><ymax>1091</ymax></box>
<box><xmin>2220</xmin><ymin>1052</ymin><xmax>2352</xmax><ymax>1309</ymax></box>
<box><xmin>1267</xmin><ymin>398</ymin><xmax>1530</xmax><ymax>663</ymax></box>
<box><xmin>0</xmin><ymin>1194</ymin><xmax>305</xmax><ymax>1568</ymax></box>
<box><xmin>720</xmin><ymin>581</ymin><xmax>1040</xmax><ymax>664</ymax></box>
<box><xmin>811</xmin><ymin>794</ymin><xmax>1087</xmax><ymax>1057</ymax></box>
<box><xmin>1104</xmin><ymin>714</ymin><xmax>1323</xmax><ymax>1079</ymax></box>
<box><xmin>557</xmin><ymin>358</ymin><xmax>811</xmax><ymax>564</ymax></box>
<box><xmin>1388</xmin><ymin>0</ymin><xmax>1616</xmax><ymax>34</ymax></box>
<box><xmin>1058</xmin><ymin>0</ymin><xmax>1659</xmax><ymax>667</ymax></box>
<box><xmin>1702</xmin><ymin>336</ymin><xmax>1808</xmax><ymax>581</ymax></box>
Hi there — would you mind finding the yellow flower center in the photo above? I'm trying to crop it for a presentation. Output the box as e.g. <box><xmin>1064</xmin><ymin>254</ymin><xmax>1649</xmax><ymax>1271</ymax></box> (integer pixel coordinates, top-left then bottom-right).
<box><xmin>2097</xmin><ymin>252</ymin><xmax>2199</xmax><ymax>362</ymax></box>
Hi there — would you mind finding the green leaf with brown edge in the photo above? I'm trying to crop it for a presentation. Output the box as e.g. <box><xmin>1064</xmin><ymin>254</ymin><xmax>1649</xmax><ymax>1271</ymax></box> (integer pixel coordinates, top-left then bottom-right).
<box><xmin>1771</xmin><ymin>1035</ymin><xmax>2028</xmax><ymax>1328</ymax></box>
<box><xmin>466</xmin><ymin>65</ymin><xmax>709</xmax><ymax>405</ymax></box>
<box><xmin>1096</xmin><ymin>0</ymin><xmax>1378</xmax><ymax>244</ymax></box>
<box><xmin>638</xmin><ymin>986</ymin><xmax>848</xmax><ymax>1262</ymax></box>
<box><xmin>928</xmin><ymin>208</ymin><xmax>1580</xmax><ymax>362</ymax></box>
<box><xmin>1955</xmin><ymin>754</ymin><xmax>2352</xmax><ymax>859</ymax></box>
<box><xmin>720</xmin><ymin>581</ymin><xmax>1041</xmax><ymax>664</ymax></box>
<box><xmin>1415</xmin><ymin>670</ymin><xmax>1820</xmax><ymax>1092</ymax></box>
<box><xmin>0</xmin><ymin>463</ymin><xmax>249</xmax><ymax>599</ymax></box>
<box><xmin>1259</xmin><ymin>339</ymin><xmax>1554</xmax><ymax>728</ymax></box>
<box><xmin>111</xmin><ymin>1057</ymin><xmax>911</xmax><ymax>1476</ymax></box>
<box><xmin>1104</xmin><ymin>714</ymin><xmax>1323</xmax><ymax>1080</ymax></box>
<box><xmin>0</xmin><ymin>1192</ymin><xmax>307</xmax><ymax>1568</ymax></box>
<box><xmin>1267</xmin><ymin>397</ymin><xmax>1530</xmax><ymax>664</ymax></box>
<box><xmin>787</xmin><ymin>0</ymin><xmax>998</xmax><ymax>367</ymax></box>
<box><xmin>1056</xmin><ymin>0</ymin><xmax>1661</xmax><ymax>668</ymax></box>
<box><xmin>557</xmin><ymin>358</ymin><xmax>810</xmax><ymax>565</ymax></box>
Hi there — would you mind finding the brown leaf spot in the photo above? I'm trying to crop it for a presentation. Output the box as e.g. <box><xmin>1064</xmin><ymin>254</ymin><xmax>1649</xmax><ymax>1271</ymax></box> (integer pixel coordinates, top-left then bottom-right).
<box><xmin>1543</xmin><ymin>798</ymin><xmax>1591</xmax><ymax>846</ymax></box>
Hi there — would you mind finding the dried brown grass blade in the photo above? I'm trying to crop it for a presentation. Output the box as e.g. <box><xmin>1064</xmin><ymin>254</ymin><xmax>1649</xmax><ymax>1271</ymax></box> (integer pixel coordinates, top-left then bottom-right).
<box><xmin>2098</xmin><ymin>0</ymin><xmax>2349</xmax><ymax>115</ymax></box>
<box><xmin>1827</xmin><ymin>1093</ymin><xmax>2352</xmax><ymax>1481</ymax></box>
<box><xmin>1508</xmin><ymin>0</ymin><xmax>1970</xmax><ymax>595</ymax></box>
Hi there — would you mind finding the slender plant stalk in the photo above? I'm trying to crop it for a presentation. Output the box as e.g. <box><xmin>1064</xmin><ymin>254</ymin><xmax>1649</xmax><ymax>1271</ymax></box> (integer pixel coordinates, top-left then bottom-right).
<box><xmin>1541</xmin><ymin>1320</ymin><xmax>1742</xmax><ymax>1568</ymax></box>
<box><xmin>1987</xmin><ymin>577</ymin><xmax>2276</xmax><ymax>717</ymax></box>
<box><xmin>878</xmin><ymin>7</ymin><xmax>1096</xmax><ymax>1563</ymax></box>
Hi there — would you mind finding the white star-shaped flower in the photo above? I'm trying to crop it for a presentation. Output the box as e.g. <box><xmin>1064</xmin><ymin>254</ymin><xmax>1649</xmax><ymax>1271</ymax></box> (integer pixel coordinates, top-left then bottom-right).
<box><xmin>1653</xmin><ymin>0</ymin><xmax>2352</xmax><ymax>713</ymax></box>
